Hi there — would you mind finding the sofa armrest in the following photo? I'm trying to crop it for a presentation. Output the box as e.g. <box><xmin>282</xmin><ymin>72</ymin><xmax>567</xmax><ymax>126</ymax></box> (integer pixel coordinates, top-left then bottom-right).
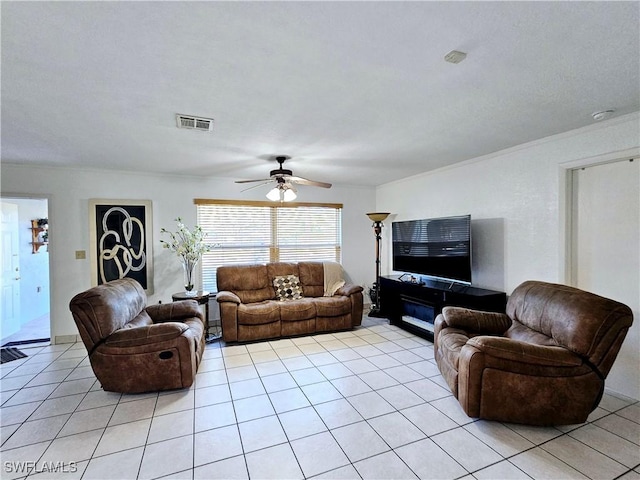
<box><xmin>217</xmin><ymin>291</ymin><xmax>242</xmax><ymax>304</ymax></box>
<box><xmin>465</xmin><ymin>336</ymin><xmax>582</xmax><ymax>367</ymax></box>
<box><xmin>218</xmin><ymin>292</ymin><xmax>240</xmax><ymax>342</ymax></box>
<box><xmin>440</xmin><ymin>306</ymin><xmax>511</xmax><ymax>335</ymax></box>
<box><xmin>104</xmin><ymin>322</ymin><xmax>189</xmax><ymax>349</ymax></box>
<box><xmin>334</xmin><ymin>284</ymin><xmax>363</xmax><ymax>297</ymax></box>
<box><xmin>458</xmin><ymin>334</ymin><xmax>590</xmax><ymax>422</ymax></box>
<box><xmin>146</xmin><ymin>301</ymin><xmax>203</xmax><ymax>324</ymax></box>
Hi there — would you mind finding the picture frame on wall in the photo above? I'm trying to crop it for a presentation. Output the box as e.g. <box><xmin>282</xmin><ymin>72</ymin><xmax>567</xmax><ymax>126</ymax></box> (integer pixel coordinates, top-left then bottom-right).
<box><xmin>89</xmin><ymin>199</ymin><xmax>154</xmax><ymax>294</ymax></box>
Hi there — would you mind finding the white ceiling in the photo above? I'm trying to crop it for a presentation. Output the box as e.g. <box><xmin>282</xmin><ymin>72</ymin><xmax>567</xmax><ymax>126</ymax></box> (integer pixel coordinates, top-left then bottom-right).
<box><xmin>2</xmin><ymin>1</ymin><xmax>639</xmax><ymax>187</ymax></box>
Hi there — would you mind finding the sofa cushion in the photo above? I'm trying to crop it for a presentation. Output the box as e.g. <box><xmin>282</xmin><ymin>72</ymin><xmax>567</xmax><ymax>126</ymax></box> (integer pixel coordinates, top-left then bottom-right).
<box><xmin>237</xmin><ymin>301</ymin><xmax>281</xmax><ymax>326</ymax></box>
<box><xmin>314</xmin><ymin>296</ymin><xmax>351</xmax><ymax>317</ymax></box>
<box><xmin>217</xmin><ymin>265</ymin><xmax>274</xmax><ymax>304</ymax></box>
<box><xmin>123</xmin><ymin>310</ymin><xmax>154</xmax><ymax>329</ymax></box>
<box><xmin>279</xmin><ymin>298</ymin><xmax>316</xmax><ymax>321</ymax></box>
<box><xmin>267</xmin><ymin>262</ymin><xmax>300</xmax><ymax>279</ymax></box>
<box><xmin>505</xmin><ymin>320</ymin><xmax>557</xmax><ymax>346</ymax></box>
<box><xmin>298</xmin><ymin>262</ymin><xmax>324</xmax><ymax>298</ymax></box>
<box><xmin>273</xmin><ymin>275</ymin><xmax>304</xmax><ymax>301</ymax></box>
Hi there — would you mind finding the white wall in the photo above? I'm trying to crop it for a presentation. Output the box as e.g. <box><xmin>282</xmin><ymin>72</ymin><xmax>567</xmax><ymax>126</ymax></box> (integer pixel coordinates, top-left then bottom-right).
<box><xmin>376</xmin><ymin>112</ymin><xmax>640</xmax><ymax>400</ymax></box>
<box><xmin>0</xmin><ymin>167</ymin><xmax>376</xmax><ymax>342</ymax></box>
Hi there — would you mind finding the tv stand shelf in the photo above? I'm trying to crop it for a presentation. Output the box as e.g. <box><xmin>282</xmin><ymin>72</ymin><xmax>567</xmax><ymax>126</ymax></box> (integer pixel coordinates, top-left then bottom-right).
<box><xmin>379</xmin><ymin>276</ymin><xmax>506</xmax><ymax>341</ymax></box>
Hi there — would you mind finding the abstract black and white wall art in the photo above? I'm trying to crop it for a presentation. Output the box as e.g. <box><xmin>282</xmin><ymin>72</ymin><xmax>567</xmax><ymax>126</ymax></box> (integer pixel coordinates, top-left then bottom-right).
<box><xmin>89</xmin><ymin>199</ymin><xmax>153</xmax><ymax>293</ymax></box>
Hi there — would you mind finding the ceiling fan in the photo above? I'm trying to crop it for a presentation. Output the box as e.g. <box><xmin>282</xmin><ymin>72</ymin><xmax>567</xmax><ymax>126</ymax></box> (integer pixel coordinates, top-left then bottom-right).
<box><xmin>235</xmin><ymin>155</ymin><xmax>332</xmax><ymax>202</ymax></box>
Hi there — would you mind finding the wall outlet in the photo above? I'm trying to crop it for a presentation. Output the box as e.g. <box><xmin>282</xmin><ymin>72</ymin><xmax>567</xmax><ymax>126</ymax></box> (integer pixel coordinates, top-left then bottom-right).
<box><xmin>75</xmin><ymin>250</ymin><xmax>86</xmax><ymax>260</ymax></box>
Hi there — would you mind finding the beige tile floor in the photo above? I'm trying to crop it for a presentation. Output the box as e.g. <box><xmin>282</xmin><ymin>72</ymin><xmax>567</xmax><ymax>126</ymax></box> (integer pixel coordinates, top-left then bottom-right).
<box><xmin>1</xmin><ymin>314</ymin><xmax>51</xmax><ymax>346</ymax></box>
<box><xmin>1</xmin><ymin>317</ymin><xmax>638</xmax><ymax>480</ymax></box>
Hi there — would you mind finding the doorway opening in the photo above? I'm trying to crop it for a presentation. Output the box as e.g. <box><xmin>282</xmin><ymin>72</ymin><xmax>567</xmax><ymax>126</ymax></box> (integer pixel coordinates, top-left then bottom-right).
<box><xmin>564</xmin><ymin>156</ymin><xmax>639</xmax><ymax>401</ymax></box>
<box><xmin>1</xmin><ymin>196</ymin><xmax>51</xmax><ymax>346</ymax></box>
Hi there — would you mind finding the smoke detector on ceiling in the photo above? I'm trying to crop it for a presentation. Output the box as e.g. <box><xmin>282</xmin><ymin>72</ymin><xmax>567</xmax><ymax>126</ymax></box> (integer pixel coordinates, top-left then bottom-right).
<box><xmin>591</xmin><ymin>110</ymin><xmax>615</xmax><ymax>121</ymax></box>
<box><xmin>176</xmin><ymin>114</ymin><xmax>214</xmax><ymax>132</ymax></box>
<box><xmin>444</xmin><ymin>50</ymin><xmax>467</xmax><ymax>64</ymax></box>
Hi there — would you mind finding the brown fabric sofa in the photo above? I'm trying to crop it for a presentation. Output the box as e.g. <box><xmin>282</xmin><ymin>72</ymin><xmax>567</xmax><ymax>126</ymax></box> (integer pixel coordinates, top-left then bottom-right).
<box><xmin>434</xmin><ymin>280</ymin><xmax>633</xmax><ymax>425</ymax></box>
<box><xmin>217</xmin><ymin>262</ymin><xmax>364</xmax><ymax>343</ymax></box>
<box><xmin>69</xmin><ymin>278</ymin><xmax>205</xmax><ymax>393</ymax></box>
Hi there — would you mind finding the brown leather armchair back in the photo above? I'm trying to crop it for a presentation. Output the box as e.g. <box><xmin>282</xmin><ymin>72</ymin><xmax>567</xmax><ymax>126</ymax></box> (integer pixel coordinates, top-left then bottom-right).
<box><xmin>70</xmin><ymin>278</ymin><xmax>205</xmax><ymax>393</ymax></box>
<box><xmin>70</xmin><ymin>278</ymin><xmax>150</xmax><ymax>353</ymax></box>
<box><xmin>506</xmin><ymin>281</ymin><xmax>633</xmax><ymax>377</ymax></box>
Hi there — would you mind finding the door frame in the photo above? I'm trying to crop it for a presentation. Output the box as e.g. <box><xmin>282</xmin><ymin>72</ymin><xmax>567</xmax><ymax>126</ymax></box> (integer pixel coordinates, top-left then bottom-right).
<box><xmin>0</xmin><ymin>192</ymin><xmax>53</xmax><ymax>343</ymax></box>
<box><xmin>558</xmin><ymin>147</ymin><xmax>640</xmax><ymax>285</ymax></box>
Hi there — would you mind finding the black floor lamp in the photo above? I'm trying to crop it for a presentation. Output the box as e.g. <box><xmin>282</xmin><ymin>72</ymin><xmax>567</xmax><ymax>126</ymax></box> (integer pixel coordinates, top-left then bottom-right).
<box><xmin>366</xmin><ymin>212</ymin><xmax>390</xmax><ymax>317</ymax></box>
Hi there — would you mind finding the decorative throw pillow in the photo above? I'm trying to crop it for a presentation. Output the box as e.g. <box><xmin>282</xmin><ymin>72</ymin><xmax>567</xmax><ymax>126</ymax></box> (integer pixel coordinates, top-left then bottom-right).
<box><xmin>273</xmin><ymin>275</ymin><xmax>304</xmax><ymax>301</ymax></box>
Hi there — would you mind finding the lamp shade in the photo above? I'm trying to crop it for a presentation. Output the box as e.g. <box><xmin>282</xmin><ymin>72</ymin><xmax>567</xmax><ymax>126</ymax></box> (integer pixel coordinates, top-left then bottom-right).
<box><xmin>366</xmin><ymin>212</ymin><xmax>390</xmax><ymax>222</ymax></box>
<box><xmin>267</xmin><ymin>185</ymin><xmax>297</xmax><ymax>202</ymax></box>
<box><xmin>283</xmin><ymin>188</ymin><xmax>297</xmax><ymax>202</ymax></box>
<box><xmin>266</xmin><ymin>187</ymin><xmax>281</xmax><ymax>201</ymax></box>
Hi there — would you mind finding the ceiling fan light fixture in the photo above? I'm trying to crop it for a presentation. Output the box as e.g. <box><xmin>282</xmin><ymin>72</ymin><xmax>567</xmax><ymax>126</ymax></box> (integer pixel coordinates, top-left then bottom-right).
<box><xmin>266</xmin><ymin>184</ymin><xmax>297</xmax><ymax>202</ymax></box>
<box><xmin>239</xmin><ymin>155</ymin><xmax>330</xmax><ymax>201</ymax></box>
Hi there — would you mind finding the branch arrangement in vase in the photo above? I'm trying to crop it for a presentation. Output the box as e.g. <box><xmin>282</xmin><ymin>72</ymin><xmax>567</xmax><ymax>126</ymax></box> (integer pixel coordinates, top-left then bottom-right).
<box><xmin>160</xmin><ymin>218</ymin><xmax>211</xmax><ymax>293</ymax></box>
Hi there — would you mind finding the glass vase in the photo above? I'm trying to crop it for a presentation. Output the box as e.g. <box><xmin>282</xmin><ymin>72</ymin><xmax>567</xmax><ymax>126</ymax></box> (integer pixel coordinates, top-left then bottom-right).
<box><xmin>182</xmin><ymin>258</ymin><xmax>198</xmax><ymax>296</ymax></box>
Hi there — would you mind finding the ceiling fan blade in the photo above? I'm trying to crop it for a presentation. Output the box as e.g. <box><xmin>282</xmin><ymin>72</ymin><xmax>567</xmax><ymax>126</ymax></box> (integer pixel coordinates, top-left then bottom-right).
<box><xmin>235</xmin><ymin>178</ymin><xmax>273</xmax><ymax>184</ymax></box>
<box><xmin>236</xmin><ymin>157</ymin><xmax>330</xmax><ymax>191</ymax></box>
<box><xmin>240</xmin><ymin>180</ymin><xmax>274</xmax><ymax>192</ymax></box>
<box><xmin>289</xmin><ymin>176</ymin><xmax>332</xmax><ymax>188</ymax></box>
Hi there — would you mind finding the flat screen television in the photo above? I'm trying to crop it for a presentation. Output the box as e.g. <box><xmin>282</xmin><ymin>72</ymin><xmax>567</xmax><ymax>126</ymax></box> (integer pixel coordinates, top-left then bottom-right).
<box><xmin>392</xmin><ymin>215</ymin><xmax>472</xmax><ymax>284</ymax></box>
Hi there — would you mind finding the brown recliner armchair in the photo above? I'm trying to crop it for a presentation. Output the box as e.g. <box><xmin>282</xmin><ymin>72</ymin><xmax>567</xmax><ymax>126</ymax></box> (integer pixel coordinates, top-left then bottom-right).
<box><xmin>69</xmin><ymin>278</ymin><xmax>205</xmax><ymax>393</ymax></box>
<box><xmin>434</xmin><ymin>280</ymin><xmax>633</xmax><ymax>425</ymax></box>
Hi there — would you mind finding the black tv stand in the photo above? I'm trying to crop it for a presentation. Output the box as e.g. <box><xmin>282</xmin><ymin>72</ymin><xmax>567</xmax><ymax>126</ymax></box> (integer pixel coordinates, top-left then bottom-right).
<box><xmin>378</xmin><ymin>275</ymin><xmax>506</xmax><ymax>341</ymax></box>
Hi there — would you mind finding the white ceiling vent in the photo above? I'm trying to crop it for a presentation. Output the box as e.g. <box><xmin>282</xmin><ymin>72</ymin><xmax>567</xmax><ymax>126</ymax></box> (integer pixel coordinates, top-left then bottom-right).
<box><xmin>176</xmin><ymin>114</ymin><xmax>214</xmax><ymax>132</ymax></box>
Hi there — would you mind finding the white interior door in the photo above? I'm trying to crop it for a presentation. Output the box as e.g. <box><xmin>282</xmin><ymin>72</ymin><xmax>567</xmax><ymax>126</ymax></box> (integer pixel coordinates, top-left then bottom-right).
<box><xmin>1</xmin><ymin>202</ymin><xmax>22</xmax><ymax>341</ymax></box>
<box><xmin>571</xmin><ymin>158</ymin><xmax>639</xmax><ymax>400</ymax></box>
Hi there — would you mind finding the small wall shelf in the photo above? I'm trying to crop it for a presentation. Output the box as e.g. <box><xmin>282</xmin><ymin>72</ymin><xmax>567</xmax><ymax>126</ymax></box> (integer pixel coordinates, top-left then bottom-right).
<box><xmin>30</xmin><ymin>219</ymin><xmax>48</xmax><ymax>253</ymax></box>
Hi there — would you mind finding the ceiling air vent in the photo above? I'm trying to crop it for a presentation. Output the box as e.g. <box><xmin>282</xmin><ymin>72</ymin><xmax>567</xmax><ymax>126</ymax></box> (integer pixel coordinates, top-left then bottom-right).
<box><xmin>176</xmin><ymin>114</ymin><xmax>214</xmax><ymax>132</ymax></box>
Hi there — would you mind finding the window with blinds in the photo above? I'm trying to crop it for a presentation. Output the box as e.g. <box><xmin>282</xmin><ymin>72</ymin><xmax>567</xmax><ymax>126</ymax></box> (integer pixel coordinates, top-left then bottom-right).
<box><xmin>195</xmin><ymin>200</ymin><xmax>342</xmax><ymax>292</ymax></box>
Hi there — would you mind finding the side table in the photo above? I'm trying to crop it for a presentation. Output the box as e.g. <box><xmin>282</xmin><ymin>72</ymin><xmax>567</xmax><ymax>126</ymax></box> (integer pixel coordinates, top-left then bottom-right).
<box><xmin>171</xmin><ymin>291</ymin><xmax>221</xmax><ymax>343</ymax></box>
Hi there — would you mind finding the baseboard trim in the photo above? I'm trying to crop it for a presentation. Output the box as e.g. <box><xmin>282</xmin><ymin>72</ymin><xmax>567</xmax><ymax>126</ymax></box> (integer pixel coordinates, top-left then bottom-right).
<box><xmin>603</xmin><ymin>387</ymin><xmax>639</xmax><ymax>403</ymax></box>
<box><xmin>54</xmin><ymin>334</ymin><xmax>82</xmax><ymax>344</ymax></box>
